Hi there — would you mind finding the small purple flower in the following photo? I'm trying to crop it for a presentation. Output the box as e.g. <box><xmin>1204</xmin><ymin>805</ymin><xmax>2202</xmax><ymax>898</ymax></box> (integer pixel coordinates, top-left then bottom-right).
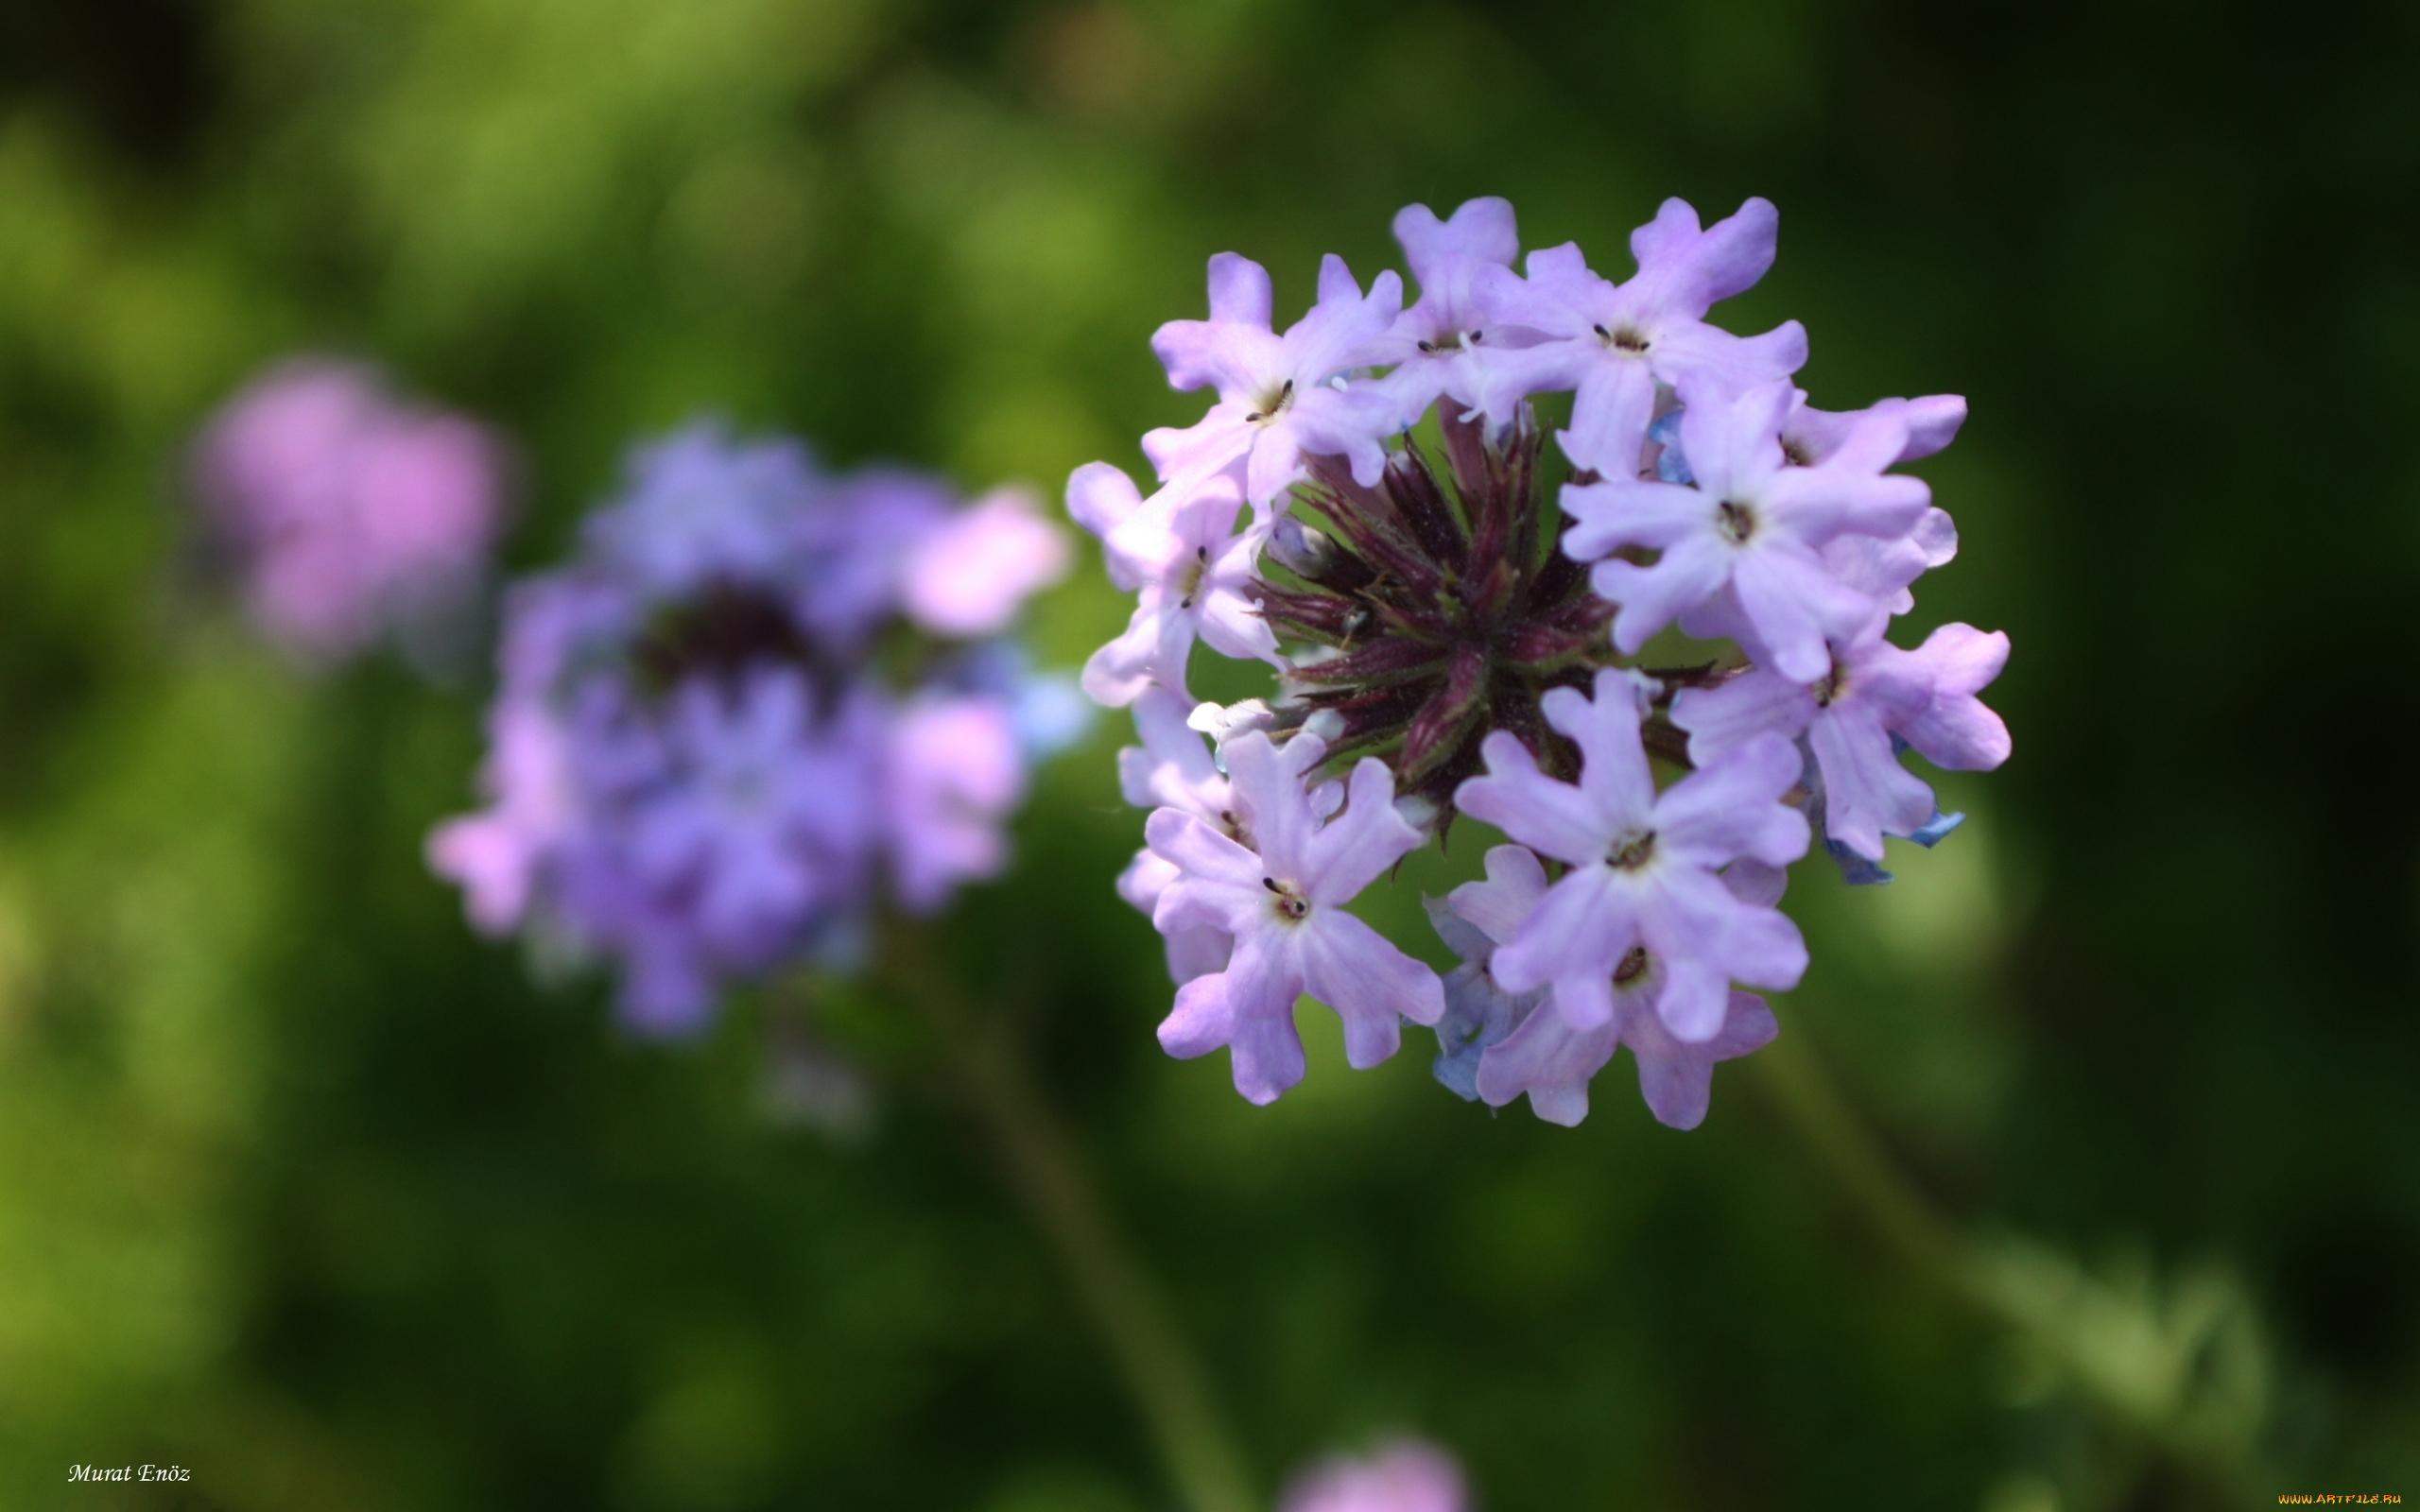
<box><xmin>1454</xmin><ymin>669</ymin><xmax>1808</xmax><ymax>1041</ymax></box>
<box><xmin>192</xmin><ymin>357</ymin><xmax>509</xmax><ymax>666</ymax></box>
<box><xmin>1786</xmin><ymin>391</ymin><xmax>1967</xmax><ymax>466</ymax></box>
<box><xmin>1280</xmin><ymin>1441</ymin><xmax>1467</xmax><ymax>1512</ymax></box>
<box><xmin>583</xmin><ymin>421</ymin><xmax>818</xmax><ymax>594</ymax></box>
<box><xmin>1426</xmin><ymin>843</ymin><xmax>1551</xmax><ymax>1101</ymax></box>
<box><xmin>1371</xmin><ymin>197</ymin><xmax>1523</xmax><ymax>423</ymax></box>
<box><xmin>1144</xmin><ymin>252</ymin><xmax>1405</xmax><ymax>509</ymax></box>
<box><xmin>1472</xmin><ymin>197</ymin><xmax>1807</xmax><ymax>472</ymax></box>
<box><xmin>1647</xmin><ymin>389</ymin><xmax>1964</xmax><ymax>616</ymax></box>
<box><xmin>1071</xmin><ymin>461</ymin><xmax>1276</xmax><ymax>704</ymax></box>
<box><xmin>1563</xmin><ymin>378</ymin><xmax>1931</xmax><ymax>681</ymax></box>
<box><xmin>1148</xmin><ymin>727</ymin><xmax>1443</xmax><ymax>1104</ymax></box>
<box><xmin>1113</xmin><ymin>690</ymin><xmax>1244</xmax><ymax>983</ymax></box>
<box><xmin>1447</xmin><ymin>843</ymin><xmax>1782</xmax><ymax>1126</ymax></box>
<box><xmin>1672</xmin><ymin>619</ymin><xmax>2010</xmax><ymax>860</ymax></box>
<box><xmin>884</xmin><ymin>693</ymin><xmax>1027</xmax><ymax>912</ymax></box>
<box><xmin>1899</xmin><ymin>622</ymin><xmax>2014</xmax><ymax>773</ymax></box>
<box><xmin>427</xmin><ymin>699</ymin><xmax>575</xmax><ymax>934</ymax></box>
<box><xmin>639</xmin><ymin>673</ymin><xmax>873</xmax><ymax>941</ymax></box>
<box><xmin>792</xmin><ymin>466</ymin><xmax>956</xmax><ymax>652</ymax></box>
<box><xmin>902</xmin><ymin>485</ymin><xmax>1071</xmax><ymax>638</ymax></box>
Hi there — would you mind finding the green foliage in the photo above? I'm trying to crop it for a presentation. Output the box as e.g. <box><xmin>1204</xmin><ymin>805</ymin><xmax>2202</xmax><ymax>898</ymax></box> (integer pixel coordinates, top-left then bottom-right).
<box><xmin>4</xmin><ymin>0</ymin><xmax>2417</xmax><ymax>1505</ymax></box>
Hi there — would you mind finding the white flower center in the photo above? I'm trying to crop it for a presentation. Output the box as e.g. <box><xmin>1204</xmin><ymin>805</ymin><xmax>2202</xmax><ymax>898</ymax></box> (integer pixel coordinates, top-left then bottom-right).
<box><xmin>1593</xmin><ymin>322</ymin><xmax>1651</xmax><ymax>355</ymax></box>
<box><xmin>1606</xmin><ymin>830</ymin><xmax>1657</xmax><ymax>872</ymax></box>
<box><xmin>1244</xmin><ymin>379</ymin><xmax>1295</xmax><ymax>427</ymax></box>
<box><xmin>1262</xmin><ymin>875</ymin><xmax>1311</xmax><ymax>923</ymax></box>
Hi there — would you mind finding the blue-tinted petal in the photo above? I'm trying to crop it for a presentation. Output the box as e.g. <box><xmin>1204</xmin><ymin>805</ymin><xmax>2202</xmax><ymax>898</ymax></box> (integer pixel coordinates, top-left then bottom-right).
<box><xmin>1910</xmin><ymin>808</ymin><xmax>1965</xmax><ymax>848</ymax></box>
<box><xmin>1649</xmin><ymin>408</ymin><xmax>1696</xmax><ymax>485</ymax></box>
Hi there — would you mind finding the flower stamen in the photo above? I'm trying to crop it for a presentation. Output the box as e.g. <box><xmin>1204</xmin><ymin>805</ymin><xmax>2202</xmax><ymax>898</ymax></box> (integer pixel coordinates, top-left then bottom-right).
<box><xmin>1262</xmin><ymin>875</ymin><xmax>1311</xmax><ymax>922</ymax></box>
<box><xmin>1245</xmin><ymin>379</ymin><xmax>1296</xmax><ymax>426</ymax></box>
<box><xmin>1593</xmin><ymin>322</ymin><xmax>1651</xmax><ymax>354</ymax></box>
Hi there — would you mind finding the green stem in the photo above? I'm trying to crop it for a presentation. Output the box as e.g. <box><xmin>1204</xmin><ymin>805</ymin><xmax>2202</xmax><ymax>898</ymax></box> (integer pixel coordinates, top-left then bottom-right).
<box><xmin>1750</xmin><ymin>1027</ymin><xmax>1976</xmax><ymax>1293</ymax></box>
<box><xmin>1752</xmin><ymin>1029</ymin><xmax>2268</xmax><ymax>1503</ymax></box>
<box><xmin>888</xmin><ymin>944</ymin><xmax>1256</xmax><ymax>1512</ymax></box>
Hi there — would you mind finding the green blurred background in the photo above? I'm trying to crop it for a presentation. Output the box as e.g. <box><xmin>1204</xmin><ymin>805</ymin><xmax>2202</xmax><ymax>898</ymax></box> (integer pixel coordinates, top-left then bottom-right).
<box><xmin>4</xmin><ymin>1</ymin><xmax>2416</xmax><ymax>1506</ymax></box>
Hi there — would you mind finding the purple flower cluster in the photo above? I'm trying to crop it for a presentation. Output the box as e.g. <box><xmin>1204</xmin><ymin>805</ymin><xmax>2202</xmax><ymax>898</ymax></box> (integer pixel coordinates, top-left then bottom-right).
<box><xmin>1073</xmin><ymin>197</ymin><xmax>2010</xmax><ymax>1124</ymax></box>
<box><xmin>1280</xmin><ymin>1441</ymin><xmax>1467</xmax><ymax>1512</ymax></box>
<box><xmin>431</xmin><ymin>421</ymin><xmax>1072</xmax><ymax>1032</ymax></box>
<box><xmin>191</xmin><ymin>357</ymin><xmax>510</xmax><ymax>666</ymax></box>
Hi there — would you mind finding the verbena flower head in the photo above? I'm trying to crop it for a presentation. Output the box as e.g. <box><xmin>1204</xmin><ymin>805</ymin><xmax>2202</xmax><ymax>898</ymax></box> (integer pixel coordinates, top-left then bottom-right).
<box><xmin>1075</xmin><ymin>196</ymin><xmax>2012</xmax><ymax>1125</ymax></box>
<box><xmin>431</xmin><ymin>419</ymin><xmax>1070</xmax><ymax>1033</ymax></box>
<box><xmin>191</xmin><ymin>357</ymin><xmax>510</xmax><ymax>667</ymax></box>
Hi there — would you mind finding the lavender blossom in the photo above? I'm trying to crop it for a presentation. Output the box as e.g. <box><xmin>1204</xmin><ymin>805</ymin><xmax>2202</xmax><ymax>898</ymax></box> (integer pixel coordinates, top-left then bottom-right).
<box><xmin>1473</xmin><ymin>197</ymin><xmax>1806</xmax><ymax>469</ymax></box>
<box><xmin>1145</xmin><ymin>253</ymin><xmax>1406</xmax><ymax>509</ymax></box>
<box><xmin>1071</xmin><ymin>462</ymin><xmax>1276</xmax><ymax>704</ymax></box>
<box><xmin>1455</xmin><ymin>669</ymin><xmax>1808</xmax><ymax>1042</ymax></box>
<box><xmin>884</xmin><ymin>692</ymin><xmax>1027</xmax><ymax>912</ymax></box>
<box><xmin>1447</xmin><ymin>843</ymin><xmax>1783</xmax><ymax>1127</ymax></box>
<box><xmin>1563</xmin><ymin>378</ymin><xmax>1931</xmax><ymax>681</ymax></box>
<box><xmin>431</xmin><ymin>421</ymin><xmax>1066</xmax><ymax>1032</ymax></box>
<box><xmin>902</xmin><ymin>486</ymin><xmax>1071</xmax><ymax>638</ymax></box>
<box><xmin>1077</xmin><ymin>195</ymin><xmax>2009</xmax><ymax>1124</ymax></box>
<box><xmin>1671</xmin><ymin>618</ymin><xmax>2011</xmax><ymax>861</ymax></box>
<box><xmin>1372</xmin><ymin>197</ymin><xmax>1523</xmax><ymax>422</ymax></box>
<box><xmin>1148</xmin><ymin>727</ymin><xmax>1443</xmax><ymax>1104</ymax></box>
<box><xmin>1115</xmin><ymin>689</ymin><xmax>1238</xmax><ymax>984</ymax></box>
<box><xmin>1426</xmin><ymin>844</ymin><xmax>1550</xmax><ymax>1101</ymax></box>
<box><xmin>191</xmin><ymin>357</ymin><xmax>509</xmax><ymax>667</ymax></box>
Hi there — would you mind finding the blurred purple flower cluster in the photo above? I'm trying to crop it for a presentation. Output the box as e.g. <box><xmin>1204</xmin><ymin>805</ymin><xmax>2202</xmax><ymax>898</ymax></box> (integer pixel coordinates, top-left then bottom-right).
<box><xmin>1280</xmin><ymin>1441</ymin><xmax>1466</xmax><ymax>1512</ymax></box>
<box><xmin>431</xmin><ymin>421</ymin><xmax>1072</xmax><ymax>1032</ymax></box>
<box><xmin>191</xmin><ymin>357</ymin><xmax>510</xmax><ymax>667</ymax></box>
<box><xmin>1073</xmin><ymin>197</ymin><xmax>2010</xmax><ymax>1123</ymax></box>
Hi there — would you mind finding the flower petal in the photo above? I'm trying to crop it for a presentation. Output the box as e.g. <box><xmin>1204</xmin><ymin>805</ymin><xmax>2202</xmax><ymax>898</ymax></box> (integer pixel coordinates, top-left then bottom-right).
<box><xmin>1455</xmin><ymin>730</ymin><xmax>1609</xmax><ymax>866</ymax></box>
<box><xmin>1303</xmin><ymin>757</ymin><xmax>1425</xmax><ymax>904</ymax></box>
<box><xmin>1494</xmin><ymin>866</ymin><xmax>1630</xmax><ymax>994</ymax></box>
<box><xmin>1475</xmin><ymin>995</ymin><xmax>1618</xmax><ymax>1126</ymax></box>
<box><xmin>1445</xmin><ymin>844</ymin><xmax>1551</xmax><ymax>947</ymax></box>
<box><xmin>1544</xmin><ymin>671</ymin><xmax>1657</xmax><ymax>827</ymax></box>
<box><xmin>1671</xmin><ymin>668</ymin><xmax>1815</xmax><ymax>764</ymax></box>
<box><xmin>1303</xmin><ymin>911</ymin><xmax>1446</xmax><ymax>1067</ymax></box>
<box><xmin>1901</xmin><ymin>625</ymin><xmax>2012</xmax><ymax>771</ymax></box>
<box><xmin>1654</xmin><ymin>733</ymin><xmax>1810</xmax><ymax>868</ymax></box>
<box><xmin>1809</xmin><ymin>703</ymin><xmax>1937</xmax><ymax>858</ymax></box>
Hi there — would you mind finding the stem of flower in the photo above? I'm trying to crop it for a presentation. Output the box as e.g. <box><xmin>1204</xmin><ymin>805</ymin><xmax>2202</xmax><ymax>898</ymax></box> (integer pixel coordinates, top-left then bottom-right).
<box><xmin>1751</xmin><ymin>1027</ymin><xmax>2267</xmax><ymax>1502</ymax></box>
<box><xmin>885</xmin><ymin>940</ymin><xmax>1256</xmax><ymax>1512</ymax></box>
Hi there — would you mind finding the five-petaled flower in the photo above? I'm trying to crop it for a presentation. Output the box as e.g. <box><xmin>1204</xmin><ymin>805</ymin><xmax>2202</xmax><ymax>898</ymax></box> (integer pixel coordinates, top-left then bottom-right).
<box><xmin>1447</xmin><ymin>843</ymin><xmax>1785</xmax><ymax>1127</ymax></box>
<box><xmin>1454</xmin><ymin>668</ymin><xmax>1809</xmax><ymax>1041</ymax></box>
<box><xmin>1563</xmin><ymin>378</ymin><xmax>1933</xmax><ymax>682</ymax></box>
<box><xmin>1473</xmin><ymin>197</ymin><xmax>1807</xmax><ymax>472</ymax></box>
<box><xmin>1145</xmin><ymin>252</ymin><xmax>1406</xmax><ymax>510</ymax></box>
<box><xmin>1148</xmin><ymin>728</ymin><xmax>1444</xmax><ymax>1104</ymax></box>
<box><xmin>1674</xmin><ymin>619</ymin><xmax>2012</xmax><ymax>860</ymax></box>
<box><xmin>1070</xmin><ymin>461</ymin><xmax>1277</xmax><ymax>704</ymax></box>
